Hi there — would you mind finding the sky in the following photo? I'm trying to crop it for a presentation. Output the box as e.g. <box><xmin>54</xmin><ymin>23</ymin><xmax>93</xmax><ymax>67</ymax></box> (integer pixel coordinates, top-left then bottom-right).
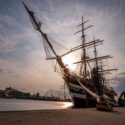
<box><xmin>0</xmin><ymin>0</ymin><xmax>125</xmax><ymax>95</ymax></box>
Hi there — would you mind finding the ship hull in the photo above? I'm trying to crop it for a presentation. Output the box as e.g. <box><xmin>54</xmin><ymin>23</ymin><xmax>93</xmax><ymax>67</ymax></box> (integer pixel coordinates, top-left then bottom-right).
<box><xmin>67</xmin><ymin>82</ymin><xmax>96</xmax><ymax>108</ymax></box>
<box><xmin>67</xmin><ymin>81</ymin><xmax>116</xmax><ymax>108</ymax></box>
<box><xmin>72</xmin><ymin>96</ymin><xmax>87</xmax><ymax>108</ymax></box>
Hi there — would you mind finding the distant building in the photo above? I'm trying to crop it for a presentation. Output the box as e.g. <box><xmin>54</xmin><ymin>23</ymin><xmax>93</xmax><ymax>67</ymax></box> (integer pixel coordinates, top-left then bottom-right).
<box><xmin>4</xmin><ymin>87</ymin><xmax>30</xmax><ymax>99</ymax></box>
<box><xmin>0</xmin><ymin>87</ymin><xmax>70</xmax><ymax>101</ymax></box>
<box><xmin>0</xmin><ymin>90</ymin><xmax>5</xmax><ymax>98</ymax></box>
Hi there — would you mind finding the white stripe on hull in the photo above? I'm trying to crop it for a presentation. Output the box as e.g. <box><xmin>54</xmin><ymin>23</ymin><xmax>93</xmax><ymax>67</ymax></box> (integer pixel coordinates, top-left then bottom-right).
<box><xmin>68</xmin><ymin>83</ymin><xmax>83</xmax><ymax>89</ymax></box>
<box><xmin>71</xmin><ymin>92</ymin><xmax>86</xmax><ymax>99</ymax></box>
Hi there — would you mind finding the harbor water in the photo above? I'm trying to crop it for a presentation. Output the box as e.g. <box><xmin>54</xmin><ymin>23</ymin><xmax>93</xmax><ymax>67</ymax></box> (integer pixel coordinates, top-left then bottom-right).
<box><xmin>0</xmin><ymin>98</ymin><xmax>73</xmax><ymax>111</ymax></box>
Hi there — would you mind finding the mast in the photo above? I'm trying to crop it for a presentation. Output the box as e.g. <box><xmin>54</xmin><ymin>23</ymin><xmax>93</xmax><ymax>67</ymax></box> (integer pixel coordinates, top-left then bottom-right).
<box><xmin>74</xmin><ymin>17</ymin><xmax>93</xmax><ymax>77</ymax></box>
<box><xmin>93</xmin><ymin>36</ymin><xmax>98</xmax><ymax>69</ymax></box>
<box><xmin>61</xmin><ymin>39</ymin><xmax>103</xmax><ymax>57</ymax></box>
<box><xmin>81</xmin><ymin>17</ymin><xmax>86</xmax><ymax>77</ymax></box>
<box><xmin>100</xmin><ymin>61</ymin><xmax>104</xmax><ymax>85</ymax></box>
<box><xmin>93</xmin><ymin>36</ymin><xmax>103</xmax><ymax>95</ymax></box>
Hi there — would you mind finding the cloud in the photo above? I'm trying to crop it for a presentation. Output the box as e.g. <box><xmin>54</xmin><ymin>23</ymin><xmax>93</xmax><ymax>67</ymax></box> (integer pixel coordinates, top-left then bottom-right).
<box><xmin>114</xmin><ymin>76</ymin><xmax>125</xmax><ymax>92</ymax></box>
<box><xmin>0</xmin><ymin>0</ymin><xmax>125</xmax><ymax>94</ymax></box>
<box><xmin>0</xmin><ymin>14</ymin><xmax>18</xmax><ymax>28</ymax></box>
<box><xmin>118</xmin><ymin>72</ymin><xmax>125</xmax><ymax>76</ymax></box>
<box><xmin>26</xmin><ymin>0</ymin><xmax>125</xmax><ymax>93</ymax></box>
<box><xmin>0</xmin><ymin>68</ymin><xmax>4</xmax><ymax>74</ymax></box>
<box><xmin>0</xmin><ymin>34</ymin><xmax>18</xmax><ymax>53</ymax></box>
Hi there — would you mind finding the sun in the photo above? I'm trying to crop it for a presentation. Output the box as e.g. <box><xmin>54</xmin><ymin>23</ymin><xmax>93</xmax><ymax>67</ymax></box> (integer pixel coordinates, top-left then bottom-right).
<box><xmin>62</xmin><ymin>54</ymin><xmax>77</xmax><ymax>71</ymax></box>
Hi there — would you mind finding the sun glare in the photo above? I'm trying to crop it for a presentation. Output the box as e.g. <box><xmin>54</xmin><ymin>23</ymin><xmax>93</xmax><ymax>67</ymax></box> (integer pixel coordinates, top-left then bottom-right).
<box><xmin>62</xmin><ymin>54</ymin><xmax>77</xmax><ymax>71</ymax></box>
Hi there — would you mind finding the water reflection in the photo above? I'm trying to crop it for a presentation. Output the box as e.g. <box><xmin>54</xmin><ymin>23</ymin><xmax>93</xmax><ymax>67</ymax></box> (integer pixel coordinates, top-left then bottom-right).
<box><xmin>63</xmin><ymin>102</ymin><xmax>73</xmax><ymax>108</ymax></box>
<box><xmin>0</xmin><ymin>99</ymin><xmax>73</xmax><ymax>111</ymax></box>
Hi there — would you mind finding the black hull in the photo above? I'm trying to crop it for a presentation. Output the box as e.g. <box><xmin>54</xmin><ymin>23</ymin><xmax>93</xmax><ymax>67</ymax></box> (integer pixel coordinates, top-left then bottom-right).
<box><xmin>67</xmin><ymin>82</ymin><xmax>96</xmax><ymax>108</ymax></box>
<box><xmin>72</xmin><ymin>96</ymin><xmax>96</xmax><ymax>108</ymax></box>
<box><xmin>66</xmin><ymin>76</ymin><xmax>115</xmax><ymax>108</ymax></box>
<box><xmin>72</xmin><ymin>97</ymin><xmax>87</xmax><ymax>108</ymax></box>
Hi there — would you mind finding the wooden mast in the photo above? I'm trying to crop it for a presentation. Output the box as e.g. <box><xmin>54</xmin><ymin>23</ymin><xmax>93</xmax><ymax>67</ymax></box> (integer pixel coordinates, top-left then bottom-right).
<box><xmin>74</xmin><ymin>17</ymin><xmax>93</xmax><ymax>77</ymax></box>
<box><xmin>81</xmin><ymin>16</ymin><xmax>86</xmax><ymax>77</ymax></box>
<box><xmin>93</xmin><ymin>36</ymin><xmax>98</xmax><ymax>69</ymax></box>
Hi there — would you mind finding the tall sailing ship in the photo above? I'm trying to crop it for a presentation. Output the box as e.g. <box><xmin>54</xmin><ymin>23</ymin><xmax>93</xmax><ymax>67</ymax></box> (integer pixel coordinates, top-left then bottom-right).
<box><xmin>23</xmin><ymin>2</ymin><xmax>118</xmax><ymax>108</ymax></box>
